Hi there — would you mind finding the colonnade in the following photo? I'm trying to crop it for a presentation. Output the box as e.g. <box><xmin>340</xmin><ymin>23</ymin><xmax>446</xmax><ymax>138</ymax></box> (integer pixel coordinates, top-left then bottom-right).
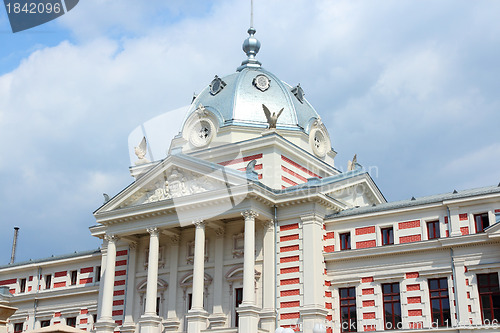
<box><xmin>95</xmin><ymin>210</ymin><xmax>272</xmax><ymax>333</ymax></box>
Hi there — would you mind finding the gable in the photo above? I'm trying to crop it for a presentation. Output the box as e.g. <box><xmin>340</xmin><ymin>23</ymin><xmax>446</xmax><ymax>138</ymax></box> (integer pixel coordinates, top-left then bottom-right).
<box><xmin>96</xmin><ymin>153</ymin><xmax>249</xmax><ymax>214</ymax></box>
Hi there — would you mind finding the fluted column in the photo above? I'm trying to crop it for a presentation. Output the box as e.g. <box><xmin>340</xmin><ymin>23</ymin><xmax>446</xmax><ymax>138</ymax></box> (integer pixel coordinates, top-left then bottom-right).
<box><xmin>145</xmin><ymin>227</ymin><xmax>160</xmax><ymax>316</ymax></box>
<box><xmin>164</xmin><ymin>235</ymin><xmax>181</xmax><ymax>331</ymax></box>
<box><xmin>139</xmin><ymin>228</ymin><xmax>162</xmax><ymax>333</ymax></box>
<box><xmin>242</xmin><ymin>210</ymin><xmax>257</xmax><ymax>305</ymax></box>
<box><xmin>209</xmin><ymin>227</ymin><xmax>227</xmax><ymax>328</ymax></box>
<box><xmin>260</xmin><ymin>220</ymin><xmax>276</xmax><ymax>333</ymax></box>
<box><xmin>237</xmin><ymin>210</ymin><xmax>260</xmax><ymax>333</ymax></box>
<box><xmin>191</xmin><ymin>219</ymin><xmax>205</xmax><ymax>311</ymax></box>
<box><xmin>121</xmin><ymin>242</ymin><xmax>137</xmax><ymax>333</ymax></box>
<box><xmin>95</xmin><ymin>235</ymin><xmax>118</xmax><ymax>333</ymax></box>
<box><xmin>187</xmin><ymin>219</ymin><xmax>208</xmax><ymax>333</ymax></box>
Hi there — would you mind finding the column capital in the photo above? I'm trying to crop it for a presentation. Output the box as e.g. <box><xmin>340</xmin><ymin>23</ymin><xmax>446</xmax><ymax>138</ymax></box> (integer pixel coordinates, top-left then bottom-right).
<box><xmin>170</xmin><ymin>235</ymin><xmax>181</xmax><ymax>245</ymax></box>
<box><xmin>261</xmin><ymin>219</ymin><xmax>274</xmax><ymax>231</ymax></box>
<box><xmin>128</xmin><ymin>241</ymin><xmax>138</xmax><ymax>250</ymax></box>
<box><xmin>104</xmin><ymin>234</ymin><xmax>119</xmax><ymax>243</ymax></box>
<box><xmin>241</xmin><ymin>210</ymin><xmax>258</xmax><ymax>220</ymax></box>
<box><xmin>147</xmin><ymin>227</ymin><xmax>159</xmax><ymax>237</ymax></box>
<box><xmin>192</xmin><ymin>219</ymin><xmax>204</xmax><ymax>228</ymax></box>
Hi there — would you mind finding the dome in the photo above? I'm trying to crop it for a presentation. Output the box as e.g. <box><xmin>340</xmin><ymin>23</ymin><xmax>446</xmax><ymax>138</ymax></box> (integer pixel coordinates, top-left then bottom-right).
<box><xmin>180</xmin><ymin>28</ymin><xmax>321</xmax><ymax>135</ymax></box>
<box><xmin>182</xmin><ymin>67</ymin><xmax>320</xmax><ymax>134</ymax></box>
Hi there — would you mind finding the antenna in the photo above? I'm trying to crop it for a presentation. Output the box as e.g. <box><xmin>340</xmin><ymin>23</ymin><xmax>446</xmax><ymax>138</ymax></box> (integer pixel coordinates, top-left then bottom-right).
<box><xmin>250</xmin><ymin>0</ymin><xmax>254</xmax><ymax>28</ymax></box>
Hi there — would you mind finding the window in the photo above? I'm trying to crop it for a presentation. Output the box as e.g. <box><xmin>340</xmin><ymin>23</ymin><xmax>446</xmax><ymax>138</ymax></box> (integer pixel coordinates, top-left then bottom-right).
<box><xmin>156</xmin><ymin>296</ymin><xmax>160</xmax><ymax>316</ymax></box>
<box><xmin>187</xmin><ymin>293</ymin><xmax>193</xmax><ymax>311</ymax></box>
<box><xmin>428</xmin><ymin>278</ymin><xmax>450</xmax><ymax>327</ymax></box>
<box><xmin>70</xmin><ymin>270</ymin><xmax>77</xmax><ymax>285</ymax></box>
<box><xmin>339</xmin><ymin>287</ymin><xmax>357</xmax><ymax>332</ymax></box>
<box><xmin>66</xmin><ymin>317</ymin><xmax>76</xmax><ymax>328</ymax></box>
<box><xmin>474</xmin><ymin>213</ymin><xmax>490</xmax><ymax>233</ymax></box>
<box><xmin>235</xmin><ymin>287</ymin><xmax>243</xmax><ymax>327</ymax></box>
<box><xmin>40</xmin><ymin>320</ymin><xmax>50</xmax><ymax>328</ymax></box>
<box><xmin>95</xmin><ymin>266</ymin><xmax>101</xmax><ymax>282</ymax></box>
<box><xmin>45</xmin><ymin>275</ymin><xmax>52</xmax><ymax>289</ymax></box>
<box><xmin>382</xmin><ymin>283</ymin><xmax>401</xmax><ymax>330</ymax></box>
<box><xmin>19</xmin><ymin>278</ymin><xmax>26</xmax><ymax>293</ymax></box>
<box><xmin>427</xmin><ymin>220</ymin><xmax>440</xmax><ymax>239</ymax></box>
<box><xmin>340</xmin><ymin>232</ymin><xmax>351</xmax><ymax>251</ymax></box>
<box><xmin>477</xmin><ymin>273</ymin><xmax>500</xmax><ymax>323</ymax></box>
<box><xmin>381</xmin><ymin>227</ymin><xmax>394</xmax><ymax>245</ymax></box>
<box><xmin>14</xmin><ymin>323</ymin><xmax>23</xmax><ymax>333</ymax></box>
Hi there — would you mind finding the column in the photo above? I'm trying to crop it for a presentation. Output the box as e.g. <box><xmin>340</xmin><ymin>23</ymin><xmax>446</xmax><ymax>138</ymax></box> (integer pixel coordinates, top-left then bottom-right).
<box><xmin>300</xmin><ymin>214</ymin><xmax>328</xmax><ymax>332</ymax></box>
<box><xmin>121</xmin><ymin>242</ymin><xmax>137</xmax><ymax>333</ymax></box>
<box><xmin>209</xmin><ymin>227</ymin><xmax>227</xmax><ymax>328</ymax></box>
<box><xmin>452</xmin><ymin>257</ymin><xmax>469</xmax><ymax>326</ymax></box>
<box><xmin>237</xmin><ymin>210</ymin><xmax>260</xmax><ymax>333</ymax></box>
<box><xmin>95</xmin><ymin>235</ymin><xmax>118</xmax><ymax>333</ymax></box>
<box><xmin>187</xmin><ymin>219</ymin><xmax>208</xmax><ymax>333</ymax></box>
<box><xmin>260</xmin><ymin>220</ymin><xmax>276</xmax><ymax>333</ymax></box>
<box><xmin>164</xmin><ymin>235</ymin><xmax>181</xmax><ymax>331</ymax></box>
<box><xmin>139</xmin><ymin>228</ymin><xmax>162</xmax><ymax>333</ymax></box>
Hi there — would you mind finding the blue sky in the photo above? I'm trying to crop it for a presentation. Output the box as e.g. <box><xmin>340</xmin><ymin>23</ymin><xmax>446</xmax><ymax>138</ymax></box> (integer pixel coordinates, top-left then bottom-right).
<box><xmin>0</xmin><ymin>0</ymin><xmax>499</xmax><ymax>264</ymax></box>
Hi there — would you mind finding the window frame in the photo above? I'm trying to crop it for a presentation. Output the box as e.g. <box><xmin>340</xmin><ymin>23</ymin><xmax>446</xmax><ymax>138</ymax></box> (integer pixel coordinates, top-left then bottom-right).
<box><xmin>477</xmin><ymin>273</ymin><xmax>500</xmax><ymax>324</ymax></box>
<box><xmin>340</xmin><ymin>232</ymin><xmax>351</xmax><ymax>251</ymax></box>
<box><xmin>428</xmin><ymin>277</ymin><xmax>451</xmax><ymax>327</ymax></box>
<box><xmin>66</xmin><ymin>317</ymin><xmax>76</xmax><ymax>328</ymax></box>
<box><xmin>19</xmin><ymin>278</ymin><xmax>26</xmax><ymax>293</ymax></box>
<box><xmin>427</xmin><ymin>220</ymin><xmax>440</xmax><ymax>239</ymax></box>
<box><xmin>70</xmin><ymin>270</ymin><xmax>78</xmax><ymax>286</ymax></box>
<box><xmin>381</xmin><ymin>227</ymin><xmax>394</xmax><ymax>246</ymax></box>
<box><xmin>14</xmin><ymin>323</ymin><xmax>23</xmax><ymax>333</ymax></box>
<box><xmin>382</xmin><ymin>282</ymin><xmax>402</xmax><ymax>330</ymax></box>
<box><xmin>339</xmin><ymin>287</ymin><xmax>357</xmax><ymax>332</ymax></box>
<box><xmin>45</xmin><ymin>274</ymin><xmax>52</xmax><ymax>290</ymax></box>
<box><xmin>474</xmin><ymin>213</ymin><xmax>490</xmax><ymax>233</ymax></box>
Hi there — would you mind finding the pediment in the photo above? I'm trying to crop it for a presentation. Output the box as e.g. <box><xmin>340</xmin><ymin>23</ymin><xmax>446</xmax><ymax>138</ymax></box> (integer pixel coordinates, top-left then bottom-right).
<box><xmin>96</xmin><ymin>154</ymin><xmax>249</xmax><ymax>213</ymax></box>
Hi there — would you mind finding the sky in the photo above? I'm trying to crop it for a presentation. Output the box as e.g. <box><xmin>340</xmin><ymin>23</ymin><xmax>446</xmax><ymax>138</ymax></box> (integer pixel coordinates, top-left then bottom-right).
<box><xmin>0</xmin><ymin>0</ymin><xmax>499</xmax><ymax>264</ymax></box>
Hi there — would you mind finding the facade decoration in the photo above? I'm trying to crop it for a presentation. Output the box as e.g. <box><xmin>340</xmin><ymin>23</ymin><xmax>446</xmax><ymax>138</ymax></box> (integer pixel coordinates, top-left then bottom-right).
<box><xmin>1</xmin><ymin>21</ymin><xmax>499</xmax><ymax>333</ymax></box>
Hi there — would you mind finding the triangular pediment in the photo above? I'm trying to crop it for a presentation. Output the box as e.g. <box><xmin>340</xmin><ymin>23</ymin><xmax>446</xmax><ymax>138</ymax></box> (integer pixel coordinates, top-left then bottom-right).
<box><xmin>96</xmin><ymin>154</ymin><xmax>250</xmax><ymax>214</ymax></box>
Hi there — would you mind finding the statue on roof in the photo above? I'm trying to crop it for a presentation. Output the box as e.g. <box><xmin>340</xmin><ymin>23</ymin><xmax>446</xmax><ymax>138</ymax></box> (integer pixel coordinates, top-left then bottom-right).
<box><xmin>134</xmin><ymin>137</ymin><xmax>150</xmax><ymax>165</ymax></box>
<box><xmin>262</xmin><ymin>104</ymin><xmax>283</xmax><ymax>129</ymax></box>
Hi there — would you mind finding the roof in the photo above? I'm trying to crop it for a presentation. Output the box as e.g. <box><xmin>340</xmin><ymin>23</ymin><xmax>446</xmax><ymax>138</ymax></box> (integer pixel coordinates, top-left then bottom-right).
<box><xmin>327</xmin><ymin>185</ymin><xmax>500</xmax><ymax>219</ymax></box>
<box><xmin>0</xmin><ymin>249</ymin><xmax>101</xmax><ymax>270</ymax></box>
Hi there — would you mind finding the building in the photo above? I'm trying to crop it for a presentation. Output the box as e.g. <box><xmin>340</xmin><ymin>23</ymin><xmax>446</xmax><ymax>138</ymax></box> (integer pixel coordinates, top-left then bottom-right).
<box><xmin>1</xmin><ymin>25</ymin><xmax>499</xmax><ymax>333</ymax></box>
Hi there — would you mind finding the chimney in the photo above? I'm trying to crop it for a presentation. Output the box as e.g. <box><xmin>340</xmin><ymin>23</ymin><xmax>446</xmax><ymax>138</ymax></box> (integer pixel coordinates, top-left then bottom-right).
<box><xmin>10</xmin><ymin>227</ymin><xmax>19</xmax><ymax>265</ymax></box>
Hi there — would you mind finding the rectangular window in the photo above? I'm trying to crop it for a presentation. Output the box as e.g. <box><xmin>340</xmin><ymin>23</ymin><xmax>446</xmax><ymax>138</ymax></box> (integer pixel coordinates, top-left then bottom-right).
<box><xmin>474</xmin><ymin>213</ymin><xmax>490</xmax><ymax>233</ymax></box>
<box><xmin>427</xmin><ymin>220</ymin><xmax>440</xmax><ymax>239</ymax></box>
<box><xmin>14</xmin><ymin>323</ymin><xmax>23</xmax><ymax>333</ymax></box>
<box><xmin>339</xmin><ymin>287</ymin><xmax>357</xmax><ymax>332</ymax></box>
<box><xmin>235</xmin><ymin>287</ymin><xmax>243</xmax><ymax>327</ymax></box>
<box><xmin>428</xmin><ymin>278</ymin><xmax>451</xmax><ymax>327</ymax></box>
<box><xmin>477</xmin><ymin>273</ymin><xmax>500</xmax><ymax>323</ymax></box>
<box><xmin>40</xmin><ymin>321</ymin><xmax>50</xmax><ymax>328</ymax></box>
<box><xmin>19</xmin><ymin>278</ymin><xmax>26</xmax><ymax>293</ymax></box>
<box><xmin>45</xmin><ymin>275</ymin><xmax>52</xmax><ymax>289</ymax></box>
<box><xmin>66</xmin><ymin>317</ymin><xmax>76</xmax><ymax>328</ymax></box>
<box><xmin>381</xmin><ymin>227</ymin><xmax>394</xmax><ymax>245</ymax></box>
<box><xmin>95</xmin><ymin>266</ymin><xmax>101</xmax><ymax>282</ymax></box>
<box><xmin>382</xmin><ymin>283</ymin><xmax>401</xmax><ymax>330</ymax></box>
<box><xmin>156</xmin><ymin>297</ymin><xmax>160</xmax><ymax>316</ymax></box>
<box><xmin>340</xmin><ymin>232</ymin><xmax>351</xmax><ymax>251</ymax></box>
<box><xmin>70</xmin><ymin>270</ymin><xmax>77</xmax><ymax>285</ymax></box>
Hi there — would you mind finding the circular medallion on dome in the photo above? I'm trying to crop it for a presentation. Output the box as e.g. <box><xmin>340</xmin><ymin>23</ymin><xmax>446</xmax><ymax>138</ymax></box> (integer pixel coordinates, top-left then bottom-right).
<box><xmin>253</xmin><ymin>74</ymin><xmax>271</xmax><ymax>92</ymax></box>
<box><xmin>310</xmin><ymin>128</ymin><xmax>328</xmax><ymax>157</ymax></box>
<box><xmin>209</xmin><ymin>75</ymin><xmax>226</xmax><ymax>96</ymax></box>
<box><xmin>189</xmin><ymin>119</ymin><xmax>215</xmax><ymax>147</ymax></box>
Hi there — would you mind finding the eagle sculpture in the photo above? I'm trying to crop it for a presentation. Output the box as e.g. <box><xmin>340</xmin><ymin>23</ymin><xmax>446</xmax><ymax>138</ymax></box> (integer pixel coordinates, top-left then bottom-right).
<box><xmin>262</xmin><ymin>104</ymin><xmax>283</xmax><ymax>129</ymax></box>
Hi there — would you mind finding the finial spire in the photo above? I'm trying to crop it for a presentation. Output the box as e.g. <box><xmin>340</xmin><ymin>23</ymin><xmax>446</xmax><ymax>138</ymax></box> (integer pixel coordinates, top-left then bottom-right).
<box><xmin>237</xmin><ymin>0</ymin><xmax>262</xmax><ymax>71</ymax></box>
